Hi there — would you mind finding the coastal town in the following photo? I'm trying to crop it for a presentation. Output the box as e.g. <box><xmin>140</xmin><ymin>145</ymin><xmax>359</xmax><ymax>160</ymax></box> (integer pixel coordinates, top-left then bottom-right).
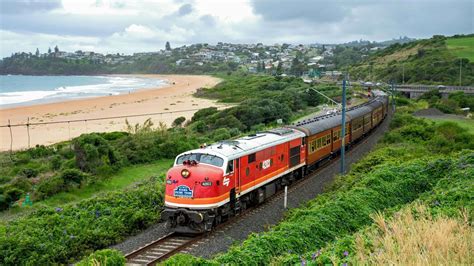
<box><xmin>2</xmin><ymin>37</ymin><xmax>414</xmax><ymax>77</ymax></box>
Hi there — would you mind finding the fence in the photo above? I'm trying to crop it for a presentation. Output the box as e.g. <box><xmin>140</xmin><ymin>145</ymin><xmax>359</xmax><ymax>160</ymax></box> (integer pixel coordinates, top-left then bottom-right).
<box><xmin>0</xmin><ymin>107</ymin><xmax>219</xmax><ymax>153</ymax></box>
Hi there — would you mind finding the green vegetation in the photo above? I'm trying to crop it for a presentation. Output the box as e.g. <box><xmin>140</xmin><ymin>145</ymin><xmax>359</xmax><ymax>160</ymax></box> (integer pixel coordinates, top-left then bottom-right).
<box><xmin>0</xmin><ymin>126</ymin><xmax>198</xmax><ymax>211</ymax></box>
<box><xmin>427</xmin><ymin>117</ymin><xmax>474</xmax><ymax>134</ymax></box>
<box><xmin>0</xmin><ymin>175</ymin><xmax>163</xmax><ymax>265</ymax></box>
<box><xmin>0</xmin><ymin>74</ymin><xmax>351</xmax><ymax>264</ymax></box>
<box><xmin>447</xmin><ymin>36</ymin><xmax>474</xmax><ymax>61</ymax></box>
<box><xmin>350</xmin><ymin>34</ymin><xmax>474</xmax><ymax>85</ymax></box>
<box><xmin>164</xmin><ymin>102</ymin><xmax>473</xmax><ymax>265</ymax></box>
<box><xmin>417</xmin><ymin>90</ymin><xmax>474</xmax><ymax>115</ymax></box>
<box><xmin>0</xmin><ymin>160</ymin><xmax>172</xmax><ymax>221</ymax></box>
<box><xmin>77</xmin><ymin>249</ymin><xmax>126</xmax><ymax>266</ymax></box>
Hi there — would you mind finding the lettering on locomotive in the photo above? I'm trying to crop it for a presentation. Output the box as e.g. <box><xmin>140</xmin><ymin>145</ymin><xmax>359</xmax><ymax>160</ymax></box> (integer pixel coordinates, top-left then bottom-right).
<box><xmin>173</xmin><ymin>185</ymin><xmax>193</xmax><ymax>198</ymax></box>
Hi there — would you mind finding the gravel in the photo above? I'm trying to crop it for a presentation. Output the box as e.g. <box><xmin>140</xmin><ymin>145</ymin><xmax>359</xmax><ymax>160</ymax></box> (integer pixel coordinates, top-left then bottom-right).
<box><xmin>110</xmin><ymin>221</ymin><xmax>170</xmax><ymax>255</ymax></box>
<box><xmin>182</xmin><ymin>108</ymin><xmax>393</xmax><ymax>259</ymax></box>
<box><xmin>112</xmin><ymin>108</ymin><xmax>393</xmax><ymax>259</ymax></box>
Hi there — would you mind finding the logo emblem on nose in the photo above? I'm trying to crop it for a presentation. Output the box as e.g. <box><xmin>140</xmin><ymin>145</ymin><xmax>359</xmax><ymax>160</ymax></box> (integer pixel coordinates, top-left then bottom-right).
<box><xmin>223</xmin><ymin>176</ymin><xmax>230</xmax><ymax>186</ymax></box>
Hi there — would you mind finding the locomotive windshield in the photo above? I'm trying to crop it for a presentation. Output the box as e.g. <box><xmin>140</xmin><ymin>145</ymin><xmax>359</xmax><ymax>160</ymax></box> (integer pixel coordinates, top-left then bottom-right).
<box><xmin>176</xmin><ymin>153</ymin><xmax>224</xmax><ymax>167</ymax></box>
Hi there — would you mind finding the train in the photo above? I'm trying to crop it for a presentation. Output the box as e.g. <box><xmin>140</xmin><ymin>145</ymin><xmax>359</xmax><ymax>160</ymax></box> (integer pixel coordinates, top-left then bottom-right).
<box><xmin>161</xmin><ymin>91</ymin><xmax>389</xmax><ymax>233</ymax></box>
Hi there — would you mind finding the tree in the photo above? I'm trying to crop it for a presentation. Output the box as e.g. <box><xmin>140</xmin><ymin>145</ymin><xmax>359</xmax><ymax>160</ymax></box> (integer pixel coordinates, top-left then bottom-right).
<box><xmin>48</xmin><ymin>47</ymin><xmax>52</xmax><ymax>54</ymax></box>
<box><xmin>165</xmin><ymin>41</ymin><xmax>171</xmax><ymax>51</ymax></box>
<box><xmin>35</xmin><ymin>48</ymin><xmax>40</xmax><ymax>57</ymax></box>
<box><xmin>54</xmin><ymin>45</ymin><xmax>59</xmax><ymax>53</ymax></box>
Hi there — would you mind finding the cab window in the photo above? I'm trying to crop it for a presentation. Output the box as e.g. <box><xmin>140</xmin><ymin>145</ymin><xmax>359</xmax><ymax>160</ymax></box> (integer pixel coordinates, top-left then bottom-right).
<box><xmin>176</xmin><ymin>153</ymin><xmax>224</xmax><ymax>167</ymax></box>
<box><xmin>226</xmin><ymin>160</ymin><xmax>234</xmax><ymax>173</ymax></box>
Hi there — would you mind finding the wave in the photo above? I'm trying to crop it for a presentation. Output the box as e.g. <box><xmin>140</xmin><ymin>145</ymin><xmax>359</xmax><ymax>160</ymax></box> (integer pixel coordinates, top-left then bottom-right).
<box><xmin>0</xmin><ymin>76</ymin><xmax>165</xmax><ymax>107</ymax></box>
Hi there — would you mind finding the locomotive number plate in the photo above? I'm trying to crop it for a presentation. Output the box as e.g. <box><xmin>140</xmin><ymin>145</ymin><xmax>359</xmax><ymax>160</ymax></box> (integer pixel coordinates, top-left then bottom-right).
<box><xmin>174</xmin><ymin>185</ymin><xmax>193</xmax><ymax>198</ymax></box>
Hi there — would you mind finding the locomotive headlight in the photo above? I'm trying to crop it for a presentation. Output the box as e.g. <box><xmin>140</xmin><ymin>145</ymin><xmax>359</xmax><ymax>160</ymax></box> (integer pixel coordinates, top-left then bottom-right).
<box><xmin>181</xmin><ymin>169</ymin><xmax>190</xmax><ymax>178</ymax></box>
<box><xmin>166</xmin><ymin>179</ymin><xmax>172</xmax><ymax>185</ymax></box>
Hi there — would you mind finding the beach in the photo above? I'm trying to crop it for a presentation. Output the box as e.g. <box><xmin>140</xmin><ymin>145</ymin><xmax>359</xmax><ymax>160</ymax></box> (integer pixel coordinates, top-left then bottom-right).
<box><xmin>0</xmin><ymin>75</ymin><xmax>223</xmax><ymax>151</ymax></box>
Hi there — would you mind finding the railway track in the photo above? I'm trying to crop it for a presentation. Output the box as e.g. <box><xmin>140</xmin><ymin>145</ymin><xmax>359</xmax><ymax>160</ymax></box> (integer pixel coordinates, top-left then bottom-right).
<box><xmin>125</xmin><ymin>233</ymin><xmax>199</xmax><ymax>265</ymax></box>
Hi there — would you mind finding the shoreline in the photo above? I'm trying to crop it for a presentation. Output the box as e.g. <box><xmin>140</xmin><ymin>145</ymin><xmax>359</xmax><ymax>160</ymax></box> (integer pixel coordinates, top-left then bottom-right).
<box><xmin>0</xmin><ymin>74</ymin><xmax>223</xmax><ymax>151</ymax></box>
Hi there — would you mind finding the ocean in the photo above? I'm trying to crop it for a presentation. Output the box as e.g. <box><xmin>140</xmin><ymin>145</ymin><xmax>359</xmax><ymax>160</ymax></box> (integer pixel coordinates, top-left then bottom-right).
<box><xmin>0</xmin><ymin>75</ymin><xmax>166</xmax><ymax>108</ymax></box>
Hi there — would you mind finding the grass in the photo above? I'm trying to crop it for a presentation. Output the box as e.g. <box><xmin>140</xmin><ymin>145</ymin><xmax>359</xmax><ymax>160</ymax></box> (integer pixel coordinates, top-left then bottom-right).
<box><xmin>425</xmin><ymin>116</ymin><xmax>474</xmax><ymax>134</ymax></box>
<box><xmin>447</xmin><ymin>36</ymin><xmax>474</xmax><ymax>61</ymax></box>
<box><xmin>355</xmin><ymin>204</ymin><xmax>473</xmax><ymax>265</ymax></box>
<box><xmin>0</xmin><ymin>159</ymin><xmax>173</xmax><ymax>222</ymax></box>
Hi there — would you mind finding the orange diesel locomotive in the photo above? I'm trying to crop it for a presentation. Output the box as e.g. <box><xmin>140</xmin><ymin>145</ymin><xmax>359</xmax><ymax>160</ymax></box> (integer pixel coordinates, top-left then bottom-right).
<box><xmin>162</xmin><ymin>92</ymin><xmax>388</xmax><ymax>233</ymax></box>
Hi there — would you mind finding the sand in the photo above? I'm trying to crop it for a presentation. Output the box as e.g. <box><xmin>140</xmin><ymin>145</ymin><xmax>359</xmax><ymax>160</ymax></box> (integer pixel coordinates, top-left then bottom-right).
<box><xmin>0</xmin><ymin>75</ymin><xmax>223</xmax><ymax>151</ymax></box>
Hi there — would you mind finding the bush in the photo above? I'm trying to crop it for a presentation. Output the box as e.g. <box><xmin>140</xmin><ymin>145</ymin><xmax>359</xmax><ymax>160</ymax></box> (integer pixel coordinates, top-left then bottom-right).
<box><xmin>4</xmin><ymin>187</ymin><xmax>23</xmax><ymax>205</ymax></box>
<box><xmin>35</xmin><ymin>175</ymin><xmax>65</xmax><ymax>199</ymax></box>
<box><xmin>50</xmin><ymin>155</ymin><xmax>62</xmax><ymax>170</ymax></box>
<box><xmin>73</xmin><ymin>133</ymin><xmax>122</xmax><ymax>174</ymax></box>
<box><xmin>77</xmin><ymin>249</ymin><xmax>125</xmax><ymax>266</ymax></box>
<box><xmin>20</xmin><ymin>168</ymin><xmax>39</xmax><ymax>178</ymax></box>
<box><xmin>172</xmin><ymin>116</ymin><xmax>186</xmax><ymax>127</ymax></box>
<box><xmin>191</xmin><ymin>107</ymin><xmax>219</xmax><ymax>122</ymax></box>
<box><xmin>60</xmin><ymin>169</ymin><xmax>88</xmax><ymax>187</ymax></box>
<box><xmin>212</xmin><ymin>128</ymin><xmax>231</xmax><ymax>141</ymax></box>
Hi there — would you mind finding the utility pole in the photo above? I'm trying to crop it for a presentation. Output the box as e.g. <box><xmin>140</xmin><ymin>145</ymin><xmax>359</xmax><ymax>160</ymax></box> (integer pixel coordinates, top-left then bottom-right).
<box><xmin>402</xmin><ymin>63</ymin><xmax>405</xmax><ymax>84</ymax></box>
<box><xmin>391</xmin><ymin>82</ymin><xmax>396</xmax><ymax>111</ymax></box>
<box><xmin>340</xmin><ymin>74</ymin><xmax>347</xmax><ymax>174</ymax></box>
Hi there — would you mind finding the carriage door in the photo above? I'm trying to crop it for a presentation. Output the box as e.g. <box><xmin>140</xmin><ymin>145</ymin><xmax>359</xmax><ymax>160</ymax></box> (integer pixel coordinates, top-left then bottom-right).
<box><xmin>289</xmin><ymin>145</ymin><xmax>300</xmax><ymax>168</ymax></box>
<box><xmin>235</xmin><ymin>159</ymin><xmax>241</xmax><ymax>194</ymax></box>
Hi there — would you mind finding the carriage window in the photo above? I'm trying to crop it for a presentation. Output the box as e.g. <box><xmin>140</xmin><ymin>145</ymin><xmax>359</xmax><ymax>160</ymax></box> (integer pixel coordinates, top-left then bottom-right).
<box><xmin>248</xmin><ymin>153</ymin><xmax>256</xmax><ymax>163</ymax></box>
<box><xmin>227</xmin><ymin>160</ymin><xmax>234</xmax><ymax>173</ymax></box>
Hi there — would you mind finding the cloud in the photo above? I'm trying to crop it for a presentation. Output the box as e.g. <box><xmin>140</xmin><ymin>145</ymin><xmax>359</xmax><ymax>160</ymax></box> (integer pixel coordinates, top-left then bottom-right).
<box><xmin>1</xmin><ymin>0</ymin><xmax>62</xmax><ymax>14</ymax></box>
<box><xmin>251</xmin><ymin>0</ymin><xmax>348</xmax><ymax>23</ymax></box>
<box><xmin>200</xmin><ymin>15</ymin><xmax>216</xmax><ymax>27</ymax></box>
<box><xmin>0</xmin><ymin>29</ymin><xmax>99</xmax><ymax>56</ymax></box>
<box><xmin>0</xmin><ymin>0</ymin><xmax>472</xmax><ymax>57</ymax></box>
<box><xmin>177</xmin><ymin>3</ymin><xmax>193</xmax><ymax>16</ymax></box>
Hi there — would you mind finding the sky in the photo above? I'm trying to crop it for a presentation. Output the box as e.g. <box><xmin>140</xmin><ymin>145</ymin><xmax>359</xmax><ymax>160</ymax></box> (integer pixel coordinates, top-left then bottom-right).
<box><xmin>0</xmin><ymin>0</ymin><xmax>472</xmax><ymax>58</ymax></box>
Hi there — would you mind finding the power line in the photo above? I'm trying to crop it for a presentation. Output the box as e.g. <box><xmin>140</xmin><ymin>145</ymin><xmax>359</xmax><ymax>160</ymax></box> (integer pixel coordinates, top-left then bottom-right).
<box><xmin>0</xmin><ymin>107</ymin><xmax>223</xmax><ymax>128</ymax></box>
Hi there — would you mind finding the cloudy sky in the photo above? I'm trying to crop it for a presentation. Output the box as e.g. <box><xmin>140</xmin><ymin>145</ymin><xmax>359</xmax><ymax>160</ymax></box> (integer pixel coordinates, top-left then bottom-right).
<box><xmin>1</xmin><ymin>0</ymin><xmax>472</xmax><ymax>57</ymax></box>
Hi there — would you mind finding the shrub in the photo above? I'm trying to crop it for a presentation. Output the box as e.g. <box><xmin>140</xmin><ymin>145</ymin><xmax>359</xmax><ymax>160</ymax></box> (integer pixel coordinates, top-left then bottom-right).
<box><xmin>50</xmin><ymin>155</ymin><xmax>62</xmax><ymax>170</ymax></box>
<box><xmin>191</xmin><ymin>107</ymin><xmax>218</xmax><ymax>122</ymax></box>
<box><xmin>20</xmin><ymin>167</ymin><xmax>39</xmax><ymax>178</ymax></box>
<box><xmin>60</xmin><ymin>169</ymin><xmax>88</xmax><ymax>187</ymax></box>
<box><xmin>73</xmin><ymin>133</ymin><xmax>121</xmax><ymax>174</ymax></box>
<box><xmin>212</xmin><ymin>128</ymin><xmax>231</xmax><ymax>141</ymax></box>
<box><xmin>4</xmin><ymin>187</ymin><xmax>23</xmax><ymax>205</ymax></box>
<box><xmin>77</xmin><ymin>249</ymin><xmax>125</xmax><ymax>266</ymax></box>
<box><xmin>0</xmin><ymin>194</ymin><xmax>8</xmax><ymax>210</ymax></box>
<box><xmin>172</xmin><ymin>116</ymin><xmax>186</xmax><ymax>127</ymax></box>
<box><xmin>13</xmin><ymin>153</ymin><xmax>31</xmax><ymax>165</ymax></box>
<box><xmin>35</xmin><ymin>175</ymin><xmax>65</xmax><ymax>199</ymax></box>
<box><xmin>26</xmin><ymin>145</ymin><xmax>54</xmax><ymax>159</ymax></box>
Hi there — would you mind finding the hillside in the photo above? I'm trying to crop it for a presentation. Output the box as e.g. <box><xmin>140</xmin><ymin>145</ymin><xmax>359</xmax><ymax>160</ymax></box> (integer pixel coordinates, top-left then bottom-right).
<box><xmin>162</xmin><ymin>100</ymin><xmax>474</xmax><ymax>265</ymax></box>
<box><xmin>350</xmin><ymin>34</ymin><xmax>474</xmax><ymax>85</ymax></box>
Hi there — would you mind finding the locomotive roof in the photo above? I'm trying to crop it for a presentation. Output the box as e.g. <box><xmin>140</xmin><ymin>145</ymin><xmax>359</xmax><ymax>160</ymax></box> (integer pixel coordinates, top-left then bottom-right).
<box><xmin>177</xmin><ymin>127</ymin><xmax>306</xmax><ymax>160</ymax></box>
